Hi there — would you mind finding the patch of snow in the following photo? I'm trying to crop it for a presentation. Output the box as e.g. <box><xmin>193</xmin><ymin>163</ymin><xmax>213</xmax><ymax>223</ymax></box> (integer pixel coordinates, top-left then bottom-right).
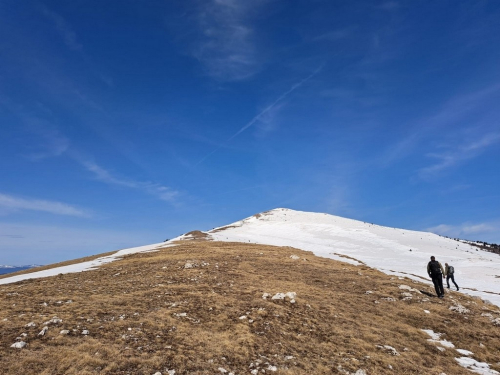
<box><xmin>455</xmin><ymin>357</ymin><xmax>500</xmax><ymax>375</ymax></box>
<box><xmin>421</xmin><ymin>329</ymin><xmax>455</xmax><ymax>348</ymax></box>
<box><xmin>456</xmin><ymin>349</ymin><xmax>474</xmax><ymax>356</ymax></box>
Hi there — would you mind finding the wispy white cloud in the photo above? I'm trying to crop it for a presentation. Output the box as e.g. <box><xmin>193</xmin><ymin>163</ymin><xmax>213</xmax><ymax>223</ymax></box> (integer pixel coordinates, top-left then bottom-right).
<box><xmin>79</xmin><ymin>160</ymin><xmax>180</xmax><ymax>204</ymax></box>
<box><xmin>39</xmin><ymin>5</ymin><xmax>83</xmax><ymax>52</ymax></box>
<box><xmin>379</xmin><ymin>84</ymin><xmax>500</xmax><ymax>167</ymax></box>
<box><xmin>312</xmin><ymin>26</ymin><xmax>357</xmax><ymax>42</ymax></box>
<box><xmin>419</xmin><ymin>132</ymin><xmax>500</xmax><ymax>178</ymax></box>
<box><xmin>197</xmin><ymin>66</ymin><xmax>322</xmax><ymax>164</ymax></box>
<box><xmin>377</xmin><ymin>1</ymin><xmax>399</xmax><ymax>11</ymax></box>
<box><xmin>428</xmin><ymin>221</ymin><xmax>500</xmax><ymax>241</ymax></box>
<box><xmin>193</xmin><ymin>0</ymin><xmax>267</xmax><ymax>81</ymax></box>
<box><xmin>25</xmin><ymin>126</ymin><xmax>70</xmax><ymax>161</ymax></box>
<box><xmin>0</xmin><ymin>193</ymin><xmax>88</xmax><ymax>217</ymax></box>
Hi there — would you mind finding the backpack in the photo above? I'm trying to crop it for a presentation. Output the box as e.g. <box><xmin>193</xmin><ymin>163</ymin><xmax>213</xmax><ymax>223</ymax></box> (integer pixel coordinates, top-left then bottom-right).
<box><xmin>448</xmin><ymin>266</ymin><xmax>454</xmax><ymax>275</ymax></box>
<box><xmin>429</xmin><ymin>261</ymin><xmax>442</xmax><ymax>275</ymax></box>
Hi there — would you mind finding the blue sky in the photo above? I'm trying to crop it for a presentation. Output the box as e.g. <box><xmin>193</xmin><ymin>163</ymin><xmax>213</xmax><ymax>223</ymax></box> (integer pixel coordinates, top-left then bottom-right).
<box><xmin>1</xmin><ymin>0</ymin><xmax>499</xmax><ymax>265</ymax></box>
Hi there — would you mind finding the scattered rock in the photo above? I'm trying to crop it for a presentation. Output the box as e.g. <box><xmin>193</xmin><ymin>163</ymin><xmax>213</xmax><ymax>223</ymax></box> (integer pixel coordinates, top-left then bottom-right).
<box><xmin>272</xmin><ymin>293</ymin><xmax>286</xmax><ymax>300</ymax></box>
<box><xmin>44</xmin><ymin>317</ymin><xmax>62</xmax><ymax>325</ymax></box>
<box><xmin>380</xmin><ymin>297</ymin><xmax>396</xmax><ymax>302</ymax></box>
<box><xmin>290</xmin><ymin>255</ymin><xmax>300</xmax><ymax>260</ymax></box>
<box><xmin>398</xmin><ymin>285</ymin><xmax>420</xmax><ymax>293</ymax></box>
<box><xmin>10</xmin><ymin>341</ymin><xmax>26</xmax><ymax>349</ymax></box>
<box><xmin>376</xmin><ymin>345</ymin><xmax>400</xmax><ymax>356</ymax></box>
<box><xmin>38</xmin><ymin>326</ymin><xmax>48</xmax><ymax>336</ymax></box>
<box><xmin>82</xmin><ymin>330</ymin><xmax>89</xmax><ymax>335</ymax></box>
<box><xmin>60</xmin><ymin>330</ymin><xmax>70</xmax><ymax>335</ymax></box>
<box><xmin>449</xmin><ymin>304</ymin><xmax>470</xmax><ymax>314</ymax></box>
<box><xmin>25</xmin><ymin>322</ymin><xmax>36</xmax><ymax>328</ymax></box>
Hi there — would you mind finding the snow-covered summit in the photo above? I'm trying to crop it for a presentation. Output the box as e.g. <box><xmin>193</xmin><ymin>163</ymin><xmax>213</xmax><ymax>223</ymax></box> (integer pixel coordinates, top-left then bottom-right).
<box><xmin>201</xmin><ymin>208</ymin><xmax>500</xmax><ymax>306</ymax></box>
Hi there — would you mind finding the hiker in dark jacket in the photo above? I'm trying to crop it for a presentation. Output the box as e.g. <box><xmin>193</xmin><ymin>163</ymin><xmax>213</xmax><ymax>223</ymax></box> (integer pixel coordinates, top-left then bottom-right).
<box><xmin>445</xmin><ymin>262</ymin><xmax>459</xmax><ymax>291</ymax></box>
<box><xmin>427</xmin><ymin>256</ymin><xmax>445</xmax><ymax>298</ymax></box>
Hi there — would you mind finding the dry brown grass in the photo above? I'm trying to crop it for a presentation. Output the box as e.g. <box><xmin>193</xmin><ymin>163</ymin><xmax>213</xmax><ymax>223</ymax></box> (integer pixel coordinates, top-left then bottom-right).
<box><xmin>1</xmin><ymin>241</ymin><xmax>499</xmax><ymax>375</ymax></box>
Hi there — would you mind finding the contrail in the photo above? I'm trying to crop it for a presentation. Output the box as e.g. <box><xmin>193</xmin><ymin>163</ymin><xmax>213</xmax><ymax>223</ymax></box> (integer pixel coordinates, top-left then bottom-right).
<box><xmin>196</xmin><ymin>66</ymin><xmax>323</xmax><ymax>165</ymax></box>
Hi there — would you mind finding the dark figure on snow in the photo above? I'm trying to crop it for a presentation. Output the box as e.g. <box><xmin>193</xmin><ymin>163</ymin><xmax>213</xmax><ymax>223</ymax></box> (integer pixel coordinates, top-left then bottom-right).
<box><xmin>445</xmin><ymin>262</ymin><xmax>459</xmax><ymax>291</ymax></box>
<box><xmin>427</xmin><ymin>256</ymin><xmax>445</xmax><ymax>298</ymax></box>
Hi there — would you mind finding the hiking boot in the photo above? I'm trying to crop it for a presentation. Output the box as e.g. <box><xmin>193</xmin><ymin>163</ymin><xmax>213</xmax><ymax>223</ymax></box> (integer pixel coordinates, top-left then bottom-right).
<box><xmin>457</xmin><ymin>287</ymin><xmax>459</xmax><ymax>291</ymax></box>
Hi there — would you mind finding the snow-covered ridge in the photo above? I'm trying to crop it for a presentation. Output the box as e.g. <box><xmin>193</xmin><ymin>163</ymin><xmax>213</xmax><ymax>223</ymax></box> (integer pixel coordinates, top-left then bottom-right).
<box><xmin>0</xmin><ymin>243</ymin><xmax>167</xmax><ymax>285</ymax></box>
<box><xmin>202</xmin><ymin>208</ymin><xmax>500</xmax><ymax>307</ymax></box>
<box><xmin>1</xmin><ymin>208</ymin><xmax>499</xmax><ymax>308</ymax></box>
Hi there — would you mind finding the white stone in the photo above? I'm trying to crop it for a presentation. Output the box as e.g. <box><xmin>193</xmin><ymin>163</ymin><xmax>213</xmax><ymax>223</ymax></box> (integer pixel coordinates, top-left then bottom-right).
<box><xmin>449</xmin><ymin>304</ymin><xmax>470</xmax><ymax>314</ymax></box>
<box><xmin>272</xmin><ymin>293</ymin><xmax>286</xmax><ymax>300</ymax></box>
<box><xmin>267</xmin><ymin>365</ymin><xmax>277</xmax><ymax>371</ymax></box>
<box><xmin>10</xmin><ymin>341</ymin><xmax>26</xmax><ymax>349</ymax></box>
<box><xmin>25</xmin><ymin>322</ymin><xmax>36</xmax><ymax>328</ymax></box>
<box><xmin>60</xmin><ymin>330</ymin><xmax>70</xmax><ymax>335</ymax></box>
<box><xmin>82</xmin><ymin>330</ymin><xmax>89</xmax><ymax>335</ymax></box>
<box><xmin>285</xmin><ymin>292</ymin><xmax>297</xmax><ymax>300</ymax></box>
<box><xmin>38</xmin><ymin>326</ymin><xmax>48</xmax><ymax>336</ymax></box>
<box><xmin>290</xmin><ymin>255</ymin><xmax>300</xmax><ymax>260</ymax></box>
<box><xmin>262</xmin><ymin>293</ymin><xmax>270</xmax><ymax>299</ymax></box>
<box><xmin>376</xmin><ymin>345</ymin><xmax>400</xmax><ymax>356</ymax></box>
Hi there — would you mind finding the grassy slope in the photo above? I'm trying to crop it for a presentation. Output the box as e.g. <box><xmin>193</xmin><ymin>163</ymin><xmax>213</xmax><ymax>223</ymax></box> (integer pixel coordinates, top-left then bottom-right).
<box><xmin>0</xmin><ymin>241</ymin><xmax>499</xmax><ymax>375</ymax></box>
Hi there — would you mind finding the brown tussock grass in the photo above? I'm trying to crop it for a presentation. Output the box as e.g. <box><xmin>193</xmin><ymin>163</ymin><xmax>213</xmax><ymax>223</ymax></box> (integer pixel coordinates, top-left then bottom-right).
<box><xmin>0</xmin><ymin>241</ymin><xmax>499</xmax><ymax>375</ymax></box>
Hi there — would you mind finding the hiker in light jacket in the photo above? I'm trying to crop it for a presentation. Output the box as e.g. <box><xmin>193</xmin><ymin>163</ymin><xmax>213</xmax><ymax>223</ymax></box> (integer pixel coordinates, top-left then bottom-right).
<box><xmin>427</xmin><ymin>256</ymin><xmax>445</xmax><ymax>298</ymax></box>
<box><xmin>445</xmin><ymin>262</ymin><xmax>459</xmax><ymax>291</ymax></box>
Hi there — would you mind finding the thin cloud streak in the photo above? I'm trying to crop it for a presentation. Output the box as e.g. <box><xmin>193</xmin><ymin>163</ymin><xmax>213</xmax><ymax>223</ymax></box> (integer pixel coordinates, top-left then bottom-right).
<box><xmin>194</xmin><ymin>0</ymin><xmax>266</xmax><ymax>81</ymax></box>
<box><xmin>379</xmin><ymin>84</ymin><xmax>500</xmax><ymax>168</ymax></box>
<box><xmin>39</xmin><ymin>5</ymin><xmax>83</xmax><ymax>52</ymax></box>
<box><xmin>78</xmin><ymin>159</ymin><xmax>180</xmax><ymax>204</ymax></box>
<box><xmin>419</xmin><ymin>132</ymin><xmax>500</xmax><ymax>177</ymax></box>
<box><xmin>428</xmin><ymin>221</ymin><xmax>500</xmax><ymax>241</ymax></box>
<box><xmin>197</xmin><ymin>66</ymin><xmax>323</xmax><ymax>165</ymax></box>
<box><xmin>0</xmin><ymin>193</ymin><xmax>88</xmax><ymax>217</ymax></box>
